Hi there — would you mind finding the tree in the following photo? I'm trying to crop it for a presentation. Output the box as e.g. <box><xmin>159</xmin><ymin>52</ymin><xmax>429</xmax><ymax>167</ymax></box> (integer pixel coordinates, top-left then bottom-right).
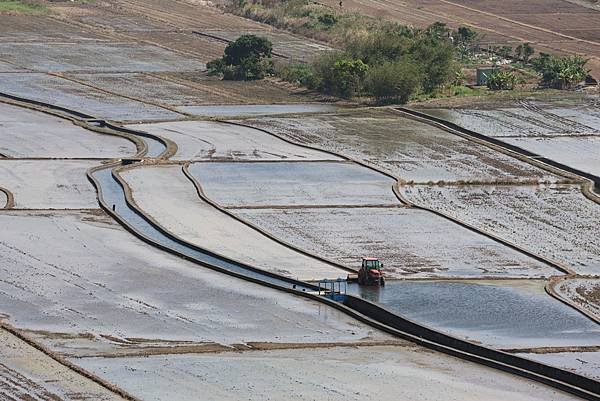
<box><xmin>532</xmin><ymin>54</ymin><xmax>588</xmax><ymax>89</ymax></box>
<box><xmin>411</xmin><ymin>36</ymin><xmax>457</xmax><ymax>93</ymax></box>
<box><xmin>514</xmin><ymin>43</ymin><xmax>534</xmax><ymax>63</ymax></box>
<box><xmin>365</xmin><ymin>60</ymin><xmax>422</xmax><ymax>104</ymax></box>
<box><xmin>496</xmin><ymin>45</ymin><xmax>513</xmax><ymax>59</ymax></box>
<box><xmin>456</xmin><ymin>26</ymin><xmax>478</xmax><ymax>46</ymax></box>
<box><xmin>311</xmin><ymin>53</ymin><xmax>368</xmax><ymax>98</ymax></box>
<box><xmin>486</xmin><ymin>70</ymin><xmax>518</xmax><ymax>90</ymax></box>
<box><xmin>207</xmin><ymin>35</ymin><xmax>273</xmax><ymax>80</ymax></box>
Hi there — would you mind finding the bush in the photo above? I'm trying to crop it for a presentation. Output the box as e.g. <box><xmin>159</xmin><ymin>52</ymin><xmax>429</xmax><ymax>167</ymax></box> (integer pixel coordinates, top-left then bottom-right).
<box><xmin>364</xmin><ymin>61</ymin><xmax>422</xmax><ymax>104</ymax></box>
<box><xmin>318</xmin><ymin>13</ymin><xmax>338</xmax><ymax>26</ymax></box>
<box><xmin>486</xmin><ymin>70</ymin><xmax>518</xmax><ymax>90</ymax></box>
<box><xmin>276</xmin><ymin>63</ymin><xmax>316</xmax><ymax>87</ymax></box>
<box><xmin>532</xmin><ymin>53</ymin><xmax>588</xmax><ymax>89</ymax></box>
<box><xmin>208</xmin><ymin>34</ymin><xmax>273</xmax><ymax>80</ymax></box>
<box><xmin>411</xmin><ymin>36</ymin><xmax>457</xmax><ymax>93</ymax></box>
<box><xmin>311</xmin><ymin>53</ymin><xmax>368</xmax><ymax>97</ymax></box>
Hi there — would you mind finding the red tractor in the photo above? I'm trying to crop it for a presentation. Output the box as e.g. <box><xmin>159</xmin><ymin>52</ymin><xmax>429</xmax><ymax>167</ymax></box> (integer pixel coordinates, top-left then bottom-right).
<box><xmin>358</xmin><ymin>257</ymin><xmax>385</xmax><ymax>286</ymax></box>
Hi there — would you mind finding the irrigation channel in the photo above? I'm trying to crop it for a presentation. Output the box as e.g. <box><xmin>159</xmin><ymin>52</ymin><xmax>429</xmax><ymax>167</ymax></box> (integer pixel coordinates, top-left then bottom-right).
<box><xmin>2</xmin><ymin>93</ymin><xmax>599</xmax><ymax>400</ymax></box>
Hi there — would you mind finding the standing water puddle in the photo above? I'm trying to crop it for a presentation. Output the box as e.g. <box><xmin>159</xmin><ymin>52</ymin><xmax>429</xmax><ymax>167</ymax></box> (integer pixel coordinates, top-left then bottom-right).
<box><xmin>348</xmin><ymin>280</ymin><xmax>600</xmax><ymax>348</ymax></box>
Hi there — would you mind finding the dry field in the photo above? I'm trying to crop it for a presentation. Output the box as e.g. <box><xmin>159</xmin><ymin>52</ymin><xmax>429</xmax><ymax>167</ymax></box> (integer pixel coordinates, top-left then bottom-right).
<box><xmin>316</xmin><ymin>0</ymin><xmax>600</xmax><ymax>77</ymax></box>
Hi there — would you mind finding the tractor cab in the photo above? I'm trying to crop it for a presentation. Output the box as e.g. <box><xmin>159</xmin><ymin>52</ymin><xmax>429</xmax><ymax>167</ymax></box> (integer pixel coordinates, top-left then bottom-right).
<box><xmin>358</xmin><ymin>257</ymin><xmax>385</xmax><ymax>286</ymax></box>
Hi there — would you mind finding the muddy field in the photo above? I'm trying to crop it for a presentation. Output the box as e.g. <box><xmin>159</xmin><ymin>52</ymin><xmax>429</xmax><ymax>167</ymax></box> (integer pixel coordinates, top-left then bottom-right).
<box><xmin>73</xmin><ymin>345</ymin><xmax>580</xmax><ymax>401</ymax></box>
<box><xmin>121</xmin><ymin>164</ymin><xmax>347</xmax><ymax>280</ymax></box>
<box><xmin>128</xmin><ymin>120</ymin><xmax>339</xmax><ymax>161</ymax></box>
<box><xmin>556</xmin><ymin>278</ymin><xmax>600</xmax><ymax>320</ymax></box>
<box><xmin>0</xmin><ymin>102</ymin><xmax>136</xmax><ymax>158</ymax></box>
<box><xmin>233</xmin><ymin>206</ymin><xmax>554</xmax><ymax>278</ymax></box>
<box><xmin>401</xmin><ymin>184</ymin><xmax>600</xmax><ymax>273</ymax></box>
<box><xmin>0</xmin><ymin>160</ymin><xmax>98</xmax><ymax>209</ymax></box>
<box><xmin>242</xmin><ymin>110</ymin><xmax>561</xmax><ymax>184</ymax></box>
<box><xmin>0</xmin><ymin>328</ymin><xmax>124</xmax><ymax>401</ymax></box>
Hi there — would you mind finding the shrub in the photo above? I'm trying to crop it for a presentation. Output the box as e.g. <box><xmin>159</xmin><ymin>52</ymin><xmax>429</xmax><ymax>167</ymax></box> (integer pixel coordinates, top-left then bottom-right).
<box><xmin>318</xmin><ymin>13</ymin><xmax>338</xmax><ymax>26</ymax></box>
<box><xmin>364</xmin><ymin>60</ymin><xmax>422</xmax><ymax>104</ymax></box>
<box><xmin>276</xmin><ymin>63</ymin><xmax>316</xmax><ymax>87</ymax></box>
<box><xmin>207</xmin><ymin>34</ymin><xmax>273</xmax><ymax>80</ymax></box>
<box><xmin>311</xmin><ymin>53</ymin><xmax>368</xmax><ymax>97</ymax></box>
<box><xmin>486</xmin><ymin>70</ymin><xmax>518</xmax><ymax>90</ymax></box>
<box><xmin>532</xmin><ymin>53</ymin><xmax>588</xmax><ymax>89</ymax></box>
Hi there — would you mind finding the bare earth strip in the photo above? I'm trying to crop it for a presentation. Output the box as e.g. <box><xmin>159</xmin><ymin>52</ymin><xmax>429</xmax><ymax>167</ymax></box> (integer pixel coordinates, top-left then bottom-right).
<box><xmin>0</xmin><ymin>102</ymin><xmax>136</xmax><ymax>158</ymax></box>
<box><xmin>401</xmin><ymin>184</ymin><xmax>600</xmax><ymax>274</ymax></box>
<box><xmin>73</xmin><ymin>345</ymin><xmax>580</xmax><ymax>401</ymax></box>
<box><xmin>0</xmin><ymin>160</ymin><xmax>98</xmax><ymax>209</ymax></box>
<box><xmin>127</xmin><ymin>121</ymin><xmax>340</xmax><ymax>161</ymax></box>
<box><xmin>0</xmin><ymin>328</ymin><xmax>124</xmax><ymax>401</ymax></box>
<box><xmin>121</xmin><ymin>164</ymin><xmax>346</xmax><ymax>280</ymax></box>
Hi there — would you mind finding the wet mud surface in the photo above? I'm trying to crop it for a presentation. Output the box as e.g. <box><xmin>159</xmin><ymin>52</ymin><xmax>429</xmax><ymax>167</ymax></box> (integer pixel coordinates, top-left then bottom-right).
<box><xmin>242</xmin><ymin>110</ymin><xmax>561</xmax><ymax>184</ymax></box>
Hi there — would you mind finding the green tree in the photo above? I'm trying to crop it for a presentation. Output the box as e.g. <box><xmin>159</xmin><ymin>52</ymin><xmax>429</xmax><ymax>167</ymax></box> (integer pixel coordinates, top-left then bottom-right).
<box><xmin>486</xmin><ymin>70</ymin><xmax>518</xmax><ymax>90</ymax></box>
<box><xmin>311</xmin><ymin>53</ymin><xmax>368</xmax><ymax>97</ymax></box>
<box><xmin>411</xmin><ymin>36</ymin><xmax>456</xmax><ymax>93</ymax></box>
<box><xmin>207</xmin><ymin>34</ymin><xmax>273</xmax><ymax>80</ymax></box>
<box><xmin>532</xmin><ymin>54</ymin><xmax>588</xmax><ymax>89</ymax></box>
<box><xmin>456</xmin><ymin>26</ymin><xmax>478</xmax><ymax>46</ymax></box>
<box><xmin>365</xmin><ymin>60</ymin><xmax>422</xmax><ymax>104</ymax></box>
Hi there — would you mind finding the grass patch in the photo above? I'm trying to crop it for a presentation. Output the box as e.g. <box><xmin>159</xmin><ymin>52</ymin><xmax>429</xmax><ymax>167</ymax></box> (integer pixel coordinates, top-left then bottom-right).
<box><xmin>0</xmin><ymin>0</ymin><xmax>47</xmax><ymax>14</ymax></box>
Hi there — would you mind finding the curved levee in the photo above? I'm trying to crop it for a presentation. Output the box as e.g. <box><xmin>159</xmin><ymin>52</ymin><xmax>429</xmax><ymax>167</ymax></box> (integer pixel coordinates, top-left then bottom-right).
<box><xmin>4</xmin><ymin>94</ymin><xmax>599</xmax><ymax>399</ymax></box>
<box><xmin>0</xmin><ymin>187</ymin><xmax>14</xmax><ymax>209</ymax></box>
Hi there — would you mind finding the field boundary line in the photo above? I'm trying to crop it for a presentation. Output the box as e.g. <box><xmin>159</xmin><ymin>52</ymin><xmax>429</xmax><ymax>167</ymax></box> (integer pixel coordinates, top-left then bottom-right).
<box><xmin>546</xmin><ymin>276</ymin><xmax>600</xmax><ymax>324</ymax></box>
<box><xmin>0</xmin><ymin>187</ymin><xmax>14</xmax><ymax>209</ymax></box>
<box><xmin>0</xmin><ymin>323</ymin><xmax>141</xmax><ymax>401</ymax></box>
<box><xmin>219</xmin><ymin>119</ymin><xmax>574</xmax><ymax>275</ymax></box>
<box><xmin>181</xmin><ymin>162</ymin><xmax>357</xmax><ymax>273</ymax></box>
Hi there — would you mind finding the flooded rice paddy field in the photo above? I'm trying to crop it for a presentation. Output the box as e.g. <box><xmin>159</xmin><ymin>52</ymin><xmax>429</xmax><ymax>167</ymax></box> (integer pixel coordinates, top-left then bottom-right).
<box><xmin>0</xmin><ymin>102</ymin><xmax>137</xmax><ymax>158</ymax></box>
<box><xmin>418</xmin><ymin>97</ymin><xmax>600</xmax><ymax>137</ymax></box>
<box><xmin>73</xmin><ymin>345</ymin><xmax>580</xmax><ymax>401</ymax></box>
<box><xmin>0</xmin><ymin>159</ymin><xmax>98</xmax><ymax>209</ymax></box>
<box><xmin>128</xmin><ymin>121</ymin><xmax>339</xmax><ymax>161</ymax></box>
<box><xmin>0</xmin><ymin>73</ymin><xmax>180</xmax><ymax>121</ymax></box>
<box><xmin>189</xmin><ymin>161</ymin><xmax>398</xmax><ymax>207</ymax></box>
<box><xmin>556</xmin><ymin>278</ymin><xmax>600</xmax><ymax>320</ymax></box>
<box><xmin>241</xmin><ymin>109</ymin><xmax>561</xmax><ymax>184</ymax></box>
<box><xmin>348</xmin><ymin>280</ymin><xmax>600</xmax><ymax>349</ymax></box>
<box><xmin>401</xmin><ymin>184</ymin><xmax>600</xmax><ymax>274</ymax></box>
<box><xmin>121</xmin><ymin>164</ymin><xmax>346</xmax><ymax>280</ymax></box>
<box><xmin>502</xmin><ymin>135</ymin><xmax>600</xmax><ymax>177</ymax></box>
<box><xmin>233</xmin><ymin>206</ymin><xmax>554</xmax><ymax>278</ymax></box>
<box><xmin>0</xmin><ymin>42</ymin><xmax>204</xmax><ymax>73</ymax></box>
<box><xmin>0</xmin><ymin>210</ymin><xmax>383</xmax><ymax>350</ymax></box>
